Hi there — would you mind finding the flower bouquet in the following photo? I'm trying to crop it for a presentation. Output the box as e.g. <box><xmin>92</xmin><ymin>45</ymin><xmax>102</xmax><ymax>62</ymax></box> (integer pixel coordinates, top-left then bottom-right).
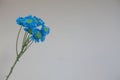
<box><xmin>5</xmin><ymin>15</ymin><xmax>50</xmax><ymax>80</ymax></box>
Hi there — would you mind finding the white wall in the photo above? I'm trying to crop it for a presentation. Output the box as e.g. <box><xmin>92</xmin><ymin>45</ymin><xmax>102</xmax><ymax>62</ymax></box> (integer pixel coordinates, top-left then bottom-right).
<box><xmin>0</xmin><ymin>0</ymin><xmax>120</xmax><ymax>80</ymax></box>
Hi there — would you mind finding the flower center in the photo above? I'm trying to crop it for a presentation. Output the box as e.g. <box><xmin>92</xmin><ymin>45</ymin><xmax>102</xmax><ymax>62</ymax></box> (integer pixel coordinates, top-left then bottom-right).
<box><xmin>44</xmin><ymin>27</ymin><xmax>48</xmax><ymax>32</ymax></box>
<box><xmin>26</xmin><ymin>19</ymin><xmax>32</xmax><ymax>23</ymax></box>
<box><xmin>35</xmin><ymin>32</ymin><xmax>42</xmax><ymax>39</ymax></box>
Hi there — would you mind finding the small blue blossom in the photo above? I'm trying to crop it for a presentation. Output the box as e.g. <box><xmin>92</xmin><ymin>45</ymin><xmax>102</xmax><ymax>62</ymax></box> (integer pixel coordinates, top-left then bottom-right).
<box><xmin>41</xmin><ymin>25</ymin><xmax>50</xmax><ymax>36</ymax></box>
<box><xmin>16</xmin><ymin>17</ymin><xmax>23</xmax><ymax>25</ymax></box>
<box><xmin>31</xmin><ymin>29</ymin><xmax>45</xmax><ymax>42</ymax></box>
<box><xmin>33</xmin><ymin>16</ymin><xmax>45</xmax><ymax>26</ymax></box>
<box><xmin>16</xmin><ymin>15</ymin><xmax>45</xmax><ymax>28</ymax></box>
<box><xmin>22</xmin><ymin>15</ymin><xmax>37</xmax><ymax>28</ymax></box>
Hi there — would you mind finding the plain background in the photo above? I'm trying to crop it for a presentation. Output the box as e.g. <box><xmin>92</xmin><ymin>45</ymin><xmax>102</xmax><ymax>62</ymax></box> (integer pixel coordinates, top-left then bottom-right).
<box><xmin>0</xmin><ymin>0</ymin><xmax>120</xmax><ymax>80</ymax></box>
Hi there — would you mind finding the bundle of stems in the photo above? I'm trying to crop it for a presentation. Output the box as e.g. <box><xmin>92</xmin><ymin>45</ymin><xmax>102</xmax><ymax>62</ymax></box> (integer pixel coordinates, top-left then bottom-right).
<box><xmin>5</xmin><ymin>27</ymin><xmax>33</xmax><ymax>80</ymax></box>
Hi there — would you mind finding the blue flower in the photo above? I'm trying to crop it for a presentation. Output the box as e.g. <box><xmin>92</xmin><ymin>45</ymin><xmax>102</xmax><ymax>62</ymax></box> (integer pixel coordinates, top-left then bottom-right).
<box><xmin>41</xmin><ymin>25</ymin><xmax>50</xmax><ymax>36</ymax></box>
<box><xmin>31</xmin><ymin>29</ymin><xmax>45</xmax><ymax>42</ymax></box>
<box><xmin>16</xmin><ymin>15</ymin><xmax>45</xmax><ymax>28</ymax></box>
<box><xmin>33</xmin><ymin>16</ymin><xmax>45</xmax><ymax>26</ymax></box>
<box><xmin>22</xmin><ymin>15</ymin><xmax>37</xmax><ymax>28</ymax></box>
<box><xmin>16</xmin><ymin>17</ymin><xmax>23</xmax><ymax>25</ymax></box>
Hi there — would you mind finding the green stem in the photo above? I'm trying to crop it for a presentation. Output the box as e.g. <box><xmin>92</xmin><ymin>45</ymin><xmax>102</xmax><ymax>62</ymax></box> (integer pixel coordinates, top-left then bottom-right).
<box><xmin>6</xmin><ymin>34</ymin><xmax>33</xmax><ymax>80</ymax></box>
<box><xmin>23</xmin><ymin>40</ymin><xmax>33</xmax><ymax>54</ymax></box>
<box><xmin>5</xmin><ymin>51</ymin><xmax>22</xmax><ymax>80</ymax></box>
<box><xmin>6</xmin><ymin>27</ymin><xmax>23</xmax><ymax>80</ymax></box>
<box><xmin>16</xmin><ymin>27</ymin><xmax>22</xmax><ymax>56</ymax></box>
<box><xmin>22</xmin><ymin>32</ymin><xmax>28</xmax><ymax>47</ymax></box>
<box><xmin>19</xmin><ymin>39</ymin><xmax>33</xmax><ymax>59</ymax></box>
